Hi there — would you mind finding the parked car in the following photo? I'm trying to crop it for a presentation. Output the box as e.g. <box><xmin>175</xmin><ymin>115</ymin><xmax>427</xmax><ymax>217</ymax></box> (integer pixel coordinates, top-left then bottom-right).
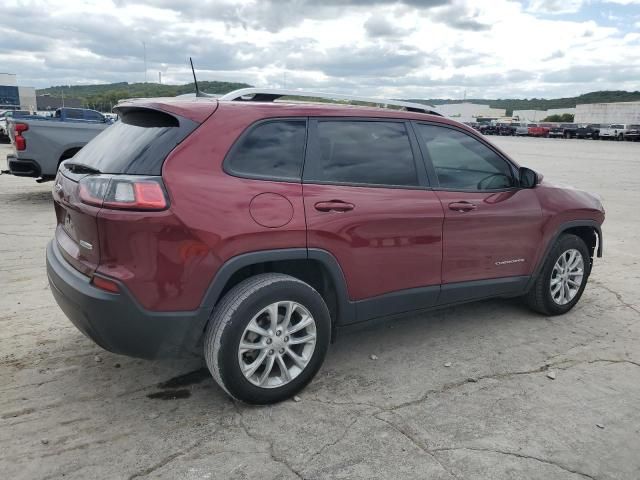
<box><xmin>624</xmin><ymin>125</ymin><xmax>640</xmax><ymax>142</ymax></box>
<box><xmin>478</xmin><ymin>123</ymin><xmax>498</xmax><ymax>135</ymax></box>
<box><xmin>548</xmin><ymin>123</ymin><xmax>576</xmax><ymax>138</ymax></box>
<box><xmin>498</xmin><ymin>123</ymin><xmax>518</xmax><ymax>136</ymax></box>
<box><xmin>0</xmin><ymin>110</ymin><xmax>31</xmax><ymax>142</ymax></box>
<box><xmin>515</xmin><ymin>124</ymin><xmax>531</xmax><ymax>136</ymax></box>
<box><xmin>576</xmin><ymin>124</ymin><xmax>600</xmax><ymax>140</ymax></box>
<box><xmin>528</xmin><ymin>123</ymin><xmax>550</xmax><ymax>137</ymax></box>
<box><xmin>46</xmin><ymin>90</ymin><xmax>605</xmax><ymax>404</ymax></box>
<box><xmin>5</xmin><ymin>108</ymin><xmax>111</xmax><ymax>181</ymax></box>
<box><xmin>599</xmin><ymin>124</ymin><xmax>628</xmax><ymax>141</ymax></box>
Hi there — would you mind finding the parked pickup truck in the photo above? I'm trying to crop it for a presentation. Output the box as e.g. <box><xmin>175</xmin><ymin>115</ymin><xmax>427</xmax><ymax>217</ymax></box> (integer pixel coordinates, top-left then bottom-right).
<box><xmin>624</xmin><ymin>125</ymin><xmax>640</xmax><ymax>141</ymax></box>
<box><xmin>576</xmin><ymin>124</ymin><xmax>600</xmax><ymax>140</ymax></box>
<box><xmin>599</xmin><ymin>124</ymin><xmax>628</xmax><ymax>140</ymax></box>
<box><xmin>528</xmin><ymin>124</ymin><xmax>550</xmax><ymax>137</ymax></box>
<box><xmin>5</xmin><ymin>108</ymin><xmax>112</xmax><ymax>181</ymax></box>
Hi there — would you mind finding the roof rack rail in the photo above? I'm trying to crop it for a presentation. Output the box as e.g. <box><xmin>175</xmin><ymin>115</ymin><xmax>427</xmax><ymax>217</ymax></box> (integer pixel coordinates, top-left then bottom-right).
<box><xmin>218</xmin><ymin>88</ymin><xmax>441</xmax><ymax>116</ymax></box>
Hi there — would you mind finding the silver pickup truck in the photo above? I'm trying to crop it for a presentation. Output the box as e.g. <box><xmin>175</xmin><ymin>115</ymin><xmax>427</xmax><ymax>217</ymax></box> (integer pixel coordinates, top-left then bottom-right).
<box><xmin>4</xmin><ymin>108</ymin><xmax>111</xmax><ymax>181</ymax></box>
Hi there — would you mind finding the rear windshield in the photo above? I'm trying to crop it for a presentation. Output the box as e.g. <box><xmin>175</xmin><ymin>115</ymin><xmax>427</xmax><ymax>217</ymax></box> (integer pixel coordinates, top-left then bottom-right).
<box><xmin>68</xmin><ymin>108</ymin><xmax>198</xmax><ymax>175</ymax></box>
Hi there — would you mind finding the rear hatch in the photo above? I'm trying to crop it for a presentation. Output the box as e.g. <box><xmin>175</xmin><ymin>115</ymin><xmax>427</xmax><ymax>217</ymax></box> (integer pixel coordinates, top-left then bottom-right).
<box><xmin>52</xmin><ymin>100</ymin><xmax>216</xmax><ymax>276</ymax></box>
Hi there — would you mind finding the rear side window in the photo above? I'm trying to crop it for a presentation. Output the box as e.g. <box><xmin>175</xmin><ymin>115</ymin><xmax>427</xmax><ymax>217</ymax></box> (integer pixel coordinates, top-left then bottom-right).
<box><xmin>305</xmin><ymin>120</ymin><xmax>418</xmax><ymax>187</ymax></box>
<box><xmin>226</xmin><ymin>120</ymin><xmax>307</xmax><ymax>181</ymax></box>
<box><xmin>415</xmin><ymin>124</ymin><xmax>514</xmax><ymax>191</ymax></box>
<box><xmin>67</xmin><ymin>108</ymin><xmax>198</xmax><ymax>175</ymax></box>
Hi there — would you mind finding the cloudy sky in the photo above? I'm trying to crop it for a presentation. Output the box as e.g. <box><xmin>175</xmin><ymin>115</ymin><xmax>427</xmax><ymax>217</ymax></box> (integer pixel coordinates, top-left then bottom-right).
<box><xmin>1</xmin><ymin>0</ymin><xmax>639</xmax><ymax>99</ymax></box>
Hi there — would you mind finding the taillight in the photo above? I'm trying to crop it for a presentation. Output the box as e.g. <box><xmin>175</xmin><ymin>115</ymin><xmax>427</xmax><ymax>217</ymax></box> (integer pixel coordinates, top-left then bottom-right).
<box><xmin>79</xmin><ymin>175</ymin><xmax>169</xmax><ymax>211</ymax></box>
<box><xmin>14</xmin><ymin>123</ymin><xmax>28</xmax><ymax>151</ymax></box>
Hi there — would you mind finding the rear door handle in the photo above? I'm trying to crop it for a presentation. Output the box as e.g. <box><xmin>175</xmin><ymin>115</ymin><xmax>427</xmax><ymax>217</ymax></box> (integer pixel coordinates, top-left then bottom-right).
<box><xmin>314</xmin><ymin>200</ymin><xmax>355</xmax><ymax>213</ymax></box>
<box><xmin>448</xmin><ymin>201</ymin><xmax>477</xmax><ymax>212</ymax></box>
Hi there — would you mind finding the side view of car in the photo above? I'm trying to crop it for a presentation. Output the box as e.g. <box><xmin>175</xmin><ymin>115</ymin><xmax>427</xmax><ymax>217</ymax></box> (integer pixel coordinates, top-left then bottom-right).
<box><xmin>576</xmin><ymin>124</ymin><xmax>600</xmax><ymax>140</ymax></box>
<box><xmin>599</xmin><ymin>124</ymin><xmax>628</xmax><ymax>140</ymax></box>
<box><xmin>5</xmin><ymin>107</ymin><xmax>111</xmax><ymax>181</ymax></box>
<box><xmin>528</xmin><ymin>123</ymin><xmax>550</xmax><ymax>137</ymax></box>
<box><xmin>46</xmin><ymin>89</ymin><xmax>605</xmax><ymax>404</ymax></box>
<box><xmin>624</xmin><ymin>125</ymin><xmax>640</xmax><ymax>141</ymax></box>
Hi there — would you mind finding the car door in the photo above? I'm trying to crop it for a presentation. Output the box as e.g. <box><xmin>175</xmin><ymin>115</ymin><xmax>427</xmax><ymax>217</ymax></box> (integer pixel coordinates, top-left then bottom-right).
<box><xmin>302</xmin><ymin>118</ymin><xmax>444</xmax><ymax>323</ymax></box>
<box><xmin>413</xmin><ymin>122</ymin><xmax>543</xmax><ymax>303</ymax></box>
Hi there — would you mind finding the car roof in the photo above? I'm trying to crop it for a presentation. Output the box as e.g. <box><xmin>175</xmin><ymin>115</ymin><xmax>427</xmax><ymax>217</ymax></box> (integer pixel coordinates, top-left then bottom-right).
<box><xmin>117</xmin><ymin>96</ymin><xmax>469</xmax><ymax>130</ymax></box>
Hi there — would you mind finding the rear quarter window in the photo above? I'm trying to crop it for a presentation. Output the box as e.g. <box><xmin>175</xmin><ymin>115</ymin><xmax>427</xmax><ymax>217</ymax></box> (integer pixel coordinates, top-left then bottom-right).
<box><xmin>225</xmin><ymin>119</ymin><xmax>307</xmax><ymax>181</ymax></box>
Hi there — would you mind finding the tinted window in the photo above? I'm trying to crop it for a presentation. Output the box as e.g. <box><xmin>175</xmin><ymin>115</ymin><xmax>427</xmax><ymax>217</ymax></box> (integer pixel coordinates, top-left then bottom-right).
<box><xmin>66</xmin><ymin>108</ymin><xmax>197</xmax><ymax>175</ymax></box>
<box><xmin>86</xmin><ymin>111</ymin><xmax>104</xmax><ymax>122</ymax></box>
<box><xmin>227</xmin><ymin>120</ymin><xmax>306</xmax><ymax>180</ymax></box>
<box><xmin>66</xmin><ymin>109</ymin><xmax>83</xmax><ymax>120</ymax></box>
<box><xmin>307</xmin><ymin>121</ymin><xmax>418</xmax><ymax>187</ymax></box>
<box><xmin>416</xmin><ymin>124</ymin><xmax>514</xmax><ymax>191</ymax></box>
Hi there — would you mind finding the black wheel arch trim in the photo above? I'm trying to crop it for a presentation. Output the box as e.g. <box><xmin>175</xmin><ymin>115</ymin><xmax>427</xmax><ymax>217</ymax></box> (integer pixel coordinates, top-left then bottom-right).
<box><xmin>528</xmin><ymin>219</ymin><xmax>602</xmax><ymax>290</ymax></box>
<box><xmin>200</xmin><ymin>247</ymin><xmax>356</xmax><ymax>326</ymax></box>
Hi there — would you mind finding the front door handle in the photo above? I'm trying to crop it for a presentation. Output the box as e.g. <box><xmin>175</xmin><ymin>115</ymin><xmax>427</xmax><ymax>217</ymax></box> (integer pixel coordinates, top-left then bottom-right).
<box><xmin>314</xmin><ymin>200</ymin><xmax>355</xmax><ymax>213</ymax></box>
<box><xmin>448</xmin><ymin>201</ymin><xmax>477</xmax><ymax>212</ymax></box>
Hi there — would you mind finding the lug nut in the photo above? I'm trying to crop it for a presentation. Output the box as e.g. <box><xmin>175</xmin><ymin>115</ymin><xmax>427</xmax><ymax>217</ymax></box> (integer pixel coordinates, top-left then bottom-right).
<box><xmin>266</xmin><ymin>338</ymin><xmax>272</xmax><ymax>344</ymax></box>
<box><xmin>284</xmin><ymin>336</ymin><xmax>289</xmax><ymax>342</ymax></box>
<box><xmin>269</xmin><ymin>349</ymin><xmax>274</xmax><ymax>355</ymax></box>
<box><xmin>279</xmin><ymin>348</ymin><xmax>285</xmax><ymax>354</ymax></box>
<box><xmin>276</xmin><ymin>330</ymin><xmax>282</xmax><ymax>336</ymax></box>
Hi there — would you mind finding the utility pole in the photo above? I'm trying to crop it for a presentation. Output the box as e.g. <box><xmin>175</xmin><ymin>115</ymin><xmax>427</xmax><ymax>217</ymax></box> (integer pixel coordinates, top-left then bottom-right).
<box><xmin>158</xmin><ymin>71</ymin><xmax>162</xmax><ymax>84</ymax></box>
<box><xmin>143</xmin><ymin>41</ymin><xmax>147</xmax><ymax>83</ymax></box>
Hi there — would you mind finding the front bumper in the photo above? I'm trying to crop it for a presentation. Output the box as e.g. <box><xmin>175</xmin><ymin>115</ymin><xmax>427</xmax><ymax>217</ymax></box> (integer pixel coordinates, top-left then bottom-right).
<box><xmin>46</xmin><ymin>240</ymin><xmax>210</xmax><ymax>359</ymax></box>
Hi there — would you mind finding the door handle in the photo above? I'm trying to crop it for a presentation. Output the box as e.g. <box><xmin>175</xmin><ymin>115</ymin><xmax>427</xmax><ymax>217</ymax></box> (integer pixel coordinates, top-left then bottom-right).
<box><xmin>448</xmin><ymin>201</ymin><xmax>477</xmax><ymax>212</ymax></box>
<box><xmin>314</xmin><ymin>200</ymin><xmax>355</xmax><ymax>213</ymax></box>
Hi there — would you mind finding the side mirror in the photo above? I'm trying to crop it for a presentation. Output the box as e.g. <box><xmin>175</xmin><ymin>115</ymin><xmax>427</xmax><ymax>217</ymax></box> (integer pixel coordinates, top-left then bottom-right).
<box><xmin>519</xmin><ymin>167</ymin><xmax>540</xmax><ymax>188</ymax></box>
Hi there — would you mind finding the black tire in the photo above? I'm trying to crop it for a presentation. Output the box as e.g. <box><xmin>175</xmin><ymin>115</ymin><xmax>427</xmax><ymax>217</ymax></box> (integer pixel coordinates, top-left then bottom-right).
<box><xmin>525</xmin><ymin>234</ymin><xmax>591</xmax><ymax>316</ymax></box>
<box><xmin>204</xmin><ymin>273</ymin><xmax>331</xmax><ymax>404</ymax></box>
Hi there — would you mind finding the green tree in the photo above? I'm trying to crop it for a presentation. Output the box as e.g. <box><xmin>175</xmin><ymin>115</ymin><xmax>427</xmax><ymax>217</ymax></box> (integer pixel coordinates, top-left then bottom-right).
<box><xmin>542</xmin><ymin>113</ymin><xmax>574</xmax><ymax>122</ymax></box>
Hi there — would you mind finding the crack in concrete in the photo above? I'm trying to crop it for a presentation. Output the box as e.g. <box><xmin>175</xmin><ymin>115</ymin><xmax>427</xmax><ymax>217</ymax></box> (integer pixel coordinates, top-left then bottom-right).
<box><xmin>431</xmin><ymin>446</ymin><xmax>597</xmax><ymax>480</ymax></box>
<box><xmin>305</xmin><ymin>416</ymin><xmax>360</xmax><ymax>467</ymax></box>
<box><xmin>374</xmin><ymin>414</ymin><xmax>462</xmax><ymax>480</ymax></box>
<box><xmin>592</xmin><ymin>280</ymin><xmax>640</xmax><ymax>315</ymax></box>
<box><xmin>233</xmin><ymin>402</ymin><xmax>304</xmax><ymax>479</ymax></box>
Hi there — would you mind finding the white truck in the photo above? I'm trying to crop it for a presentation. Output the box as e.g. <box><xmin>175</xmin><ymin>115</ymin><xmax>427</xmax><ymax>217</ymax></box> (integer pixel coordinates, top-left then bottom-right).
<box><xmin>3</xmin><ymin>108</ymin><xmax>111</xmax><ymax>181</ymax></box>
<box><xmin>599</xmin><ymin>124</ymin><xmax>628</xmax><ymax>141</ymax></box>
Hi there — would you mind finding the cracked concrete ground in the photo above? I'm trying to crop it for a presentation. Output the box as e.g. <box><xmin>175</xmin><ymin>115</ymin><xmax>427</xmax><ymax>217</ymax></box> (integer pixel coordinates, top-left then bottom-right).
<box><xmin>1</xmin><ymin>137</ymin><xmax>639</xmax><ymax>480</ymax></box>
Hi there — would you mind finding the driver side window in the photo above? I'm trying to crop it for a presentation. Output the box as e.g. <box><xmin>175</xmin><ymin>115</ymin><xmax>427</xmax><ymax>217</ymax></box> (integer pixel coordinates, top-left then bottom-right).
<box><xmin>415</xmin><ymin>124</ymin><xmax>514</xmax><ymax>191</ymax></box>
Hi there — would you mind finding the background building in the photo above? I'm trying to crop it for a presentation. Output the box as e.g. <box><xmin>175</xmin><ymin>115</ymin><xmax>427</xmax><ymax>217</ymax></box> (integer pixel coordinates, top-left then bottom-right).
<box><xmin>436</xmin><ymin>102</ymin><xmax>506</xmax><ymax>122</ymax></box>
<box><xmin>0</xmin><ymin>73</ymin><xmax>36</xmax><ymax>111</ymax></box>
<box><xmin>513</xmin><ymin>107</ymin><xmax>576</xmax><ymax>122</ymax></box>
<box><xmin>574</xmin><ymin>102</ymin><xmax>640</xmax><ymax>124</ymax></box>
<box><xmin>36</xmin><ymin>94</ymin><xmax>82</xmax><ymax>110</ymax></box>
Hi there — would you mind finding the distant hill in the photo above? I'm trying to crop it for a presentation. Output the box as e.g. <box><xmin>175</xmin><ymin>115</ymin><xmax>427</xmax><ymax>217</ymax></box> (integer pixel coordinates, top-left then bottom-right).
<box><xmin>37</xmin><ymin>81</ymin><xmax>252</xmax><ymax>111</ymax></box>
<box><xmin>407</xmin><ymin>91</ymin><xmax>640</xmax><ymax>116</ymax></box>
<box><xmin>36</xmin><ymin>82</ymin><xmax>640</xmax><ymax>116</ymax></box>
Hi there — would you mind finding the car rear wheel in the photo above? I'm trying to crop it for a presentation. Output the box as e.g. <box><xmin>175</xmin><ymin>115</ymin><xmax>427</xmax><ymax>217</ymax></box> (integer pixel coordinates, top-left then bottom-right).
<box><xmin>204</xmin><ymin>273</ymin><xmax>331</xmax><ymax>404</ymax></box>
<box><xmin>525</xmin><ymin>234</ymin><xmax>591</xmax><ymax>315</ymax></box>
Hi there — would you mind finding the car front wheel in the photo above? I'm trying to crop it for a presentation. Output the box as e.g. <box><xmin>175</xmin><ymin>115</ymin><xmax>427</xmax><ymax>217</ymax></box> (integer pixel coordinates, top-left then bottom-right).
<box><xmin>204</xmin><ymin>273</ymin><xmax>331</xmax><ymax>404</ymax></box>
<box><xmin>525</xmin><ymin>234</ymin><xmax>591</xmax><ymax>315</ymax></box>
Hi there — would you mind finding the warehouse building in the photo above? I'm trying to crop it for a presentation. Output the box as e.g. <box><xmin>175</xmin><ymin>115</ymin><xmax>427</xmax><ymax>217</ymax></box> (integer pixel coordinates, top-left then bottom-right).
<box><xmin>0</xmin><ymin>73</ymin><xmax>36</xmax><ymax>111</ymax></box>
<box><xmin>574</xmin><ymin>101</ymin><xmax>640</xmax><ymax>124</ymax></box>
<box><xmin>512</xmin><ymin>107</ymin><xmax>576</xmax><ymax>122</ymax></box>
<box><xmin>436</xmin><ymin>102</ymin><xmax>506</xmax><ymax>122</ymax></box>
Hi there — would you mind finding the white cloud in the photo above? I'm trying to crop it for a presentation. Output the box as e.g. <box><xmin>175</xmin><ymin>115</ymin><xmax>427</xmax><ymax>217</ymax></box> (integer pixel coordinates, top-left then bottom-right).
<box><xmin>527</xmin><ymin>0</ymin><xmax>585</xmax><ymax>14</ymax></box>
<box><xmin>0</xmin><ymin>0</ymin><xmax>639</xmax><ymax>99</ymax></box>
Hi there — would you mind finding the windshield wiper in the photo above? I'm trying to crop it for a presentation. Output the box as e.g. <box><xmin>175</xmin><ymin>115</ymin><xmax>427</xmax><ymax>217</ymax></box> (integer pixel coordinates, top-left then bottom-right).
<box><xmin>64</xmin><ymin>162</ymin><xmax>102</xmax><ymax>174</ymax></box>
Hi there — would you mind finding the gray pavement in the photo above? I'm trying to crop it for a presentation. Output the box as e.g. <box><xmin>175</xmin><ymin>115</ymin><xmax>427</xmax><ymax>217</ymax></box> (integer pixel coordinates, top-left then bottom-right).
<box><xmin>0</xmin><ymin>137</ymin><xmax>639</xmax><ymax>480</ymax></box>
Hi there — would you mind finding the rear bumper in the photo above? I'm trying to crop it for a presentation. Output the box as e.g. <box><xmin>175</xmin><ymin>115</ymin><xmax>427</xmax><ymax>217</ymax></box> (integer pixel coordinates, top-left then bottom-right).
<box><xmin>46</xmin><ymin>240</ymin><xmax>210</xmax><ymax>359</ymax></box>
<box><xmin>7</xmin><ymin>155</ymin><xmax>41</xmax><ymax>177</ymax></box>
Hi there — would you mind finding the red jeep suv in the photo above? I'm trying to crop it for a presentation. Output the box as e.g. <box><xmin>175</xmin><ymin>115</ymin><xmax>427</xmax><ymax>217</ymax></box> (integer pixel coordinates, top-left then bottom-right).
<box><xmin>46</xmin><ymin>90</ymin><xmax>604</xmax><ymax>404</ymax></box>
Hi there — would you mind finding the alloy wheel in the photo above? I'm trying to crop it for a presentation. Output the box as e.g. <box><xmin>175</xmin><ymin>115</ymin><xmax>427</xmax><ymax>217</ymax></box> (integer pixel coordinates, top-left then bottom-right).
<box><xmin>238</xmin><ymin>301</ymin><xmax>317</xmax><ymax>388</ymax></box>
<box><xmin>550</xmin><ymin>249</ymin><xmax>584</xmax><ymax>305</ymax></box>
